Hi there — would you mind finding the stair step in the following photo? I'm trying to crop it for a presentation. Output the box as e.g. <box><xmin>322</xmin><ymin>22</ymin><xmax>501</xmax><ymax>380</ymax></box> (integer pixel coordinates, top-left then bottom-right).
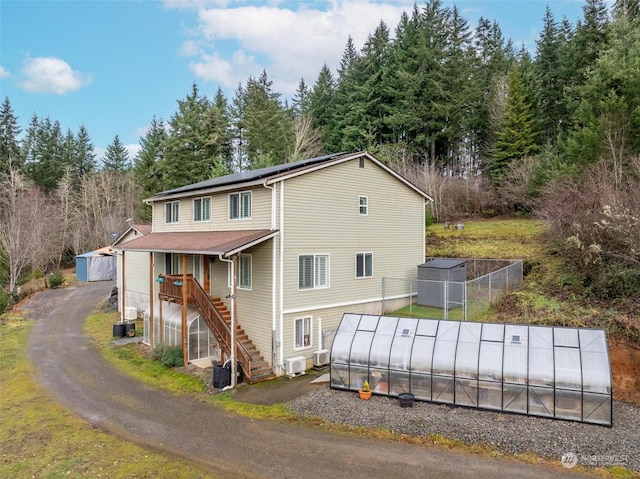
<box><xmin>191</xmin><ymin>293</ymin><xmax>275</xmax><ymax>384</ymax></box>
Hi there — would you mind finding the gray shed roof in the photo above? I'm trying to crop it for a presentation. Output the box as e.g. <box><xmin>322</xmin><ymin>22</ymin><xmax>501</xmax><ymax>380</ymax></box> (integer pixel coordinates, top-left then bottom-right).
<box><xmin>419</xmin><ymin>259</ymin><xmax>466</xmax><ymax>269</ymax></box>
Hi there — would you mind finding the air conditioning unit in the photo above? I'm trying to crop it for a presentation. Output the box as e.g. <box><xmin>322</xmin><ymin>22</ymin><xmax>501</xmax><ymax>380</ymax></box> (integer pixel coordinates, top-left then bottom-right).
<box><xmin>124</xmin><ymin>306</ymin><xmax>138</xmax><ymax>320</ymax></box>
<box><xmin>313</xmin><ymin>349</ymin><xmax>330</xmax><ymax>367</ymax></box>
<box><xmin>285</xmin><ymin>356</ymin><xmax>307</xmax><ymax>377</ymax></box>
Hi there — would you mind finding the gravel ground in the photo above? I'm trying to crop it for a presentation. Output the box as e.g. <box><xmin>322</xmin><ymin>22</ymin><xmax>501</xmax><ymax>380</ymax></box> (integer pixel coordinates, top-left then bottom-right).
<box><xmin>289</xmin><ymin>386</ymin><xmax>640</xmax><ymax>473</ymax></box>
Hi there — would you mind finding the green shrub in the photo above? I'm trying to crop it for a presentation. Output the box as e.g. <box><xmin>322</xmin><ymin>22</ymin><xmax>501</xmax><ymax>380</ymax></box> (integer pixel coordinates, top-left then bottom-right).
<box><xmin>47</xmin><ymin>271</ymin><xmax>65</xmax><ymax>289</ymax></box>
<box><xmin>151</xmin><ymin>343</ymin><xmax>184</xmax><ymax>368</ymax></box>
<box><xmin>161</xmin><ymin>346</ymin><xmax>184</xmax><ymax>368</ymax></box>
<box><xmin>151</xmin><ymin>342</ymin><xmax>168</xmax><ymax>361</ymax></box>
<box><xmin>0</xmin><ymin>289</ymin><xmax>9</xmax><ymax>315</ymax></box>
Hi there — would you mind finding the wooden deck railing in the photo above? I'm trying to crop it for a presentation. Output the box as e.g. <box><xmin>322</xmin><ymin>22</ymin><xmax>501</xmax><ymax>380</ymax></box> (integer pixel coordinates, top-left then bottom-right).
<box><xmin>158</xmin><ymin>274</ymin><xmax>253</xmax><ymax>381</ymax></box>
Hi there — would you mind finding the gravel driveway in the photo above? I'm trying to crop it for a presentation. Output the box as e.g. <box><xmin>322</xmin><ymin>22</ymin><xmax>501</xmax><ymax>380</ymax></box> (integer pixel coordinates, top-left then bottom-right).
<box><xmin>25</xmin><ymin>282</ymin><xmax>600</xmax><ymax>479</ymax></box>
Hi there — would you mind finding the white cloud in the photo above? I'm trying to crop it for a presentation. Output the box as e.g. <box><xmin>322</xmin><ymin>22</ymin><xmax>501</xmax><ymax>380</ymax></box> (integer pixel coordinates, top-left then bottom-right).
<box><xmin>182</xmin><ymin>1</ymin><xmax>408</xmax><ymax>96</ymax></box>
<box><xmin>126</xmin><ymin>143</ymin><xmax>142</xmax><ymax>159</ymax></box>
<box><xmin>0</xmin><ymin>66</ymin><xmax>10</xmax><ymax>79</ymax></box>
<box><xmin>18</xmin><ymin>56</ymin><xmax>92</xmax><ymax>95</ymax></box>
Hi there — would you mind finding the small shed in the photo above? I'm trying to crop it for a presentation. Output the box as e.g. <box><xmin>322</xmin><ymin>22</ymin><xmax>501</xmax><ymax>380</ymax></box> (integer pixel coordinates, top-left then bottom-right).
<box><xmin>75</xmin><ymin>247</ymin><xmax>117</xmax><ymax>282</ymax></box>
<box><xmin>417</xmin><ymin>259</ymin><xmax>466</xmax><ymax>308</ymax></box>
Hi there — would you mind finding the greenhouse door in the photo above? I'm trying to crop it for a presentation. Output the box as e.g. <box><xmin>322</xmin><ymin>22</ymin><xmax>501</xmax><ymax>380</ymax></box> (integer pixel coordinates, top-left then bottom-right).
<box><xmin>188</xmin><ymin>316</ymin><xmax>213</xmax><ymax>361</ymax></box>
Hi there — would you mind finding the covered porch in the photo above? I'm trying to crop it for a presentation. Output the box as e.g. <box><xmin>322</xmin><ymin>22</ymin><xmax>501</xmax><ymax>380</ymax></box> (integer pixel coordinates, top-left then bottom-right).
<box><xmin>116</xmin><ymin>229</ymin><xmax>279</xmax><ymax>385</ymax></box>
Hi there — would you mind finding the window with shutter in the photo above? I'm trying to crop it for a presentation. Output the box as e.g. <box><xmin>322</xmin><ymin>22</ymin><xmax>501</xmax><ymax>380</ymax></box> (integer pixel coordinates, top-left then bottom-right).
<box><xmin>238</xmin><ymin>254</ymin><xmax>252</xmax><ymax>289</ymax></box>
<box><xmin>299</xmin><ymin>254</ymin><xmax>329</xmax><ymax>289</ymax></box>
<box><xmin>294</xmin><ymin>316</ymin><xmax>312</xmax><ymax>349</ymax></box>
<box><xmin>229</xmin><ymin>191</ymin><xmax>251</xmax><ymax>219</ymax></box>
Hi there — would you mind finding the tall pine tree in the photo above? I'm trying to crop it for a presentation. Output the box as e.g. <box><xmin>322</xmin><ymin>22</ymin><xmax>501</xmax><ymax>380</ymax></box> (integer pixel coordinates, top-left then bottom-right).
<box><xmin>102</xmin><ymin>135</ymin><xmax>130</xmax><ymax>172</ymax></box>
<box><xmin>0</xmin><ymin>97</ymin><xmax>22</xmax><ymax>176</ymax></box>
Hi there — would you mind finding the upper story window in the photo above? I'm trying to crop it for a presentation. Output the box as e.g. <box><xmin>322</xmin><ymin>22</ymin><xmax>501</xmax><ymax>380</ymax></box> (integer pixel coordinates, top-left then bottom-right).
<box><xmin>359</xmin><ymin>196</ymin><xmax>368</xmax><ymax>215</ymax></box>
<box><xmin>299</xmin><ymin>254</ymin><xmax>329</xmax><ymax>290</ymax></box>
<box><xmin>356</xmin><ymin>252</ymin><xmax>373</xmax><ymax>278</ymax></box>
<box><xmin>165</xmin><ymin>201</ymin><xmax>179</xmax><ymax>224</ymax></box>
<box><xmin>193</xmin><ymin>197</ymin><xmax>211</xmax><ymax>222</ymax></box>
<box><xmin>229</xmin><ymin>191</ymin><xmax>251</xmax><ymax>220</ymax></box>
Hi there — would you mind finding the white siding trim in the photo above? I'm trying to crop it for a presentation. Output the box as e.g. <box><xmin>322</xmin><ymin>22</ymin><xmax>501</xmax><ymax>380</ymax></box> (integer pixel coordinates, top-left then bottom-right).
<box><xmin>283</xmin><ymin>296</ymin><xmax>390</xmax><ymax>315</ymax></box>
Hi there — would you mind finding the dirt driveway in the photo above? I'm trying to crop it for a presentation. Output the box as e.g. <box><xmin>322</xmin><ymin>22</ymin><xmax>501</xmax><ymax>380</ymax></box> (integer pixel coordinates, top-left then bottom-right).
<box><xmin>25</xmin><ymin>282</ymin><xmax>590</xmax><ymax>479</ymax></box>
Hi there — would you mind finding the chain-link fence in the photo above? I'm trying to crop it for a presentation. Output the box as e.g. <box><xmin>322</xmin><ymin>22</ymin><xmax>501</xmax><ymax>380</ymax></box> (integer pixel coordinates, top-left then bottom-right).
<box><xmin>382</xmin><ymin>259</ymin><xmax>523</xmax><ymax>321</ymax></box>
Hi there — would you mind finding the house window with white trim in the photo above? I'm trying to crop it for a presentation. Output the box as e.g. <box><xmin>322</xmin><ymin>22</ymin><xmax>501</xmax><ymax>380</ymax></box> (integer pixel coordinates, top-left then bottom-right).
<box><xmin>165</xmin><ymin>253</ymin><xmax>181</xmax><ymax>274</ymax></box>
<box><xmin>299</xmin><ymin>254</ymin><xmax>329</xmax><ymax>289</ymax></box>
<box><xmin>229</xmin><ymin>191</ymin><xmax>251</xmax><ymax>219</ymax></box>
<box><xmin>359</xmin><ymin>196</ymin><xmax>368</xmax><ymax>215</ymax></box>
<box><xmin>237</xmin><ymin>254</ymin><xmax>252</xmax><ymax>290</ymax></box>
<box><xmin>193</xmin><ymin>197</ymin><xmax>211</xmax><ymax>222</ymax></box>
<box><xmin>294</xmin><ymin>316</ymin><xmax>312</xmax><ymax>349</ymax></box>
<box><xmin>165</xmin><ymin>201</ymin><xmax>179</xmax><ymax>224</ymax></box>
<box><xmin>356</xmin><ymin>252</ymin><xmax>373</xmax><ymax>278</ymax></box>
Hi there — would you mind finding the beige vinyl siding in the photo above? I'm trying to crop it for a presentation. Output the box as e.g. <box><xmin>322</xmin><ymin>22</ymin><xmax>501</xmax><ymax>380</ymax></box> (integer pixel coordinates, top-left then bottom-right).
<box><xmin>153</xmin><ymin>187</ymin><xmax>272</xmax><ymax>233</ymax></box>
<box><xmin>281</xmin><ymin>303</ymin><xmax>376</xmax><ymax>363</ymax></box>
<box><xmin>281</xmin><ymin>157</ymin><xmax>424</xmax><ymax>313</ymax></box>
<box><xmin>234</xmin><ymin>240</ymin><xmax>274</xmax><ymax>366</ymax></box>
<box><xmin>207</xmin><ymin>244</ymin><xmax>274</xmax><ymax>367</ymax></box>
<box><xmin>124</xmin><ymin>251</ymin><xmax>151</xmax><ymax>296</ymax></box>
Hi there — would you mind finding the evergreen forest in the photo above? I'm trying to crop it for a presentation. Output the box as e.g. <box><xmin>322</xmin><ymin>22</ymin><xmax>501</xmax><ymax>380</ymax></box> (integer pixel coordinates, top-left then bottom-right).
<box><xmin>1</xmin><ymin>0</ymin><xmax>640</xmax><ymax>311</ymax></box>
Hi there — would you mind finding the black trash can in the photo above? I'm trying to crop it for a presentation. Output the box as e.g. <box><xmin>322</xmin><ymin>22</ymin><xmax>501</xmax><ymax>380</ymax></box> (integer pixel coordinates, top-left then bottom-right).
<box><xmin>112</xmin><ymin>323</ymin><xmax>125</xmax><ymax>338</ymax></box>
<box><xmin>213</xmin><ymin>364</ymin><xmax>231</xmax><ymax>389</ymax></box>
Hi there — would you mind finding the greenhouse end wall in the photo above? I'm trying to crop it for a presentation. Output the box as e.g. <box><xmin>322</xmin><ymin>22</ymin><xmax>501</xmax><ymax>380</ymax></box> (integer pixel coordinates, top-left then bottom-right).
<box><xmin>330</xmin><ymin>314</ymin><xmax>612</xmax><ymax>426</ymax></box>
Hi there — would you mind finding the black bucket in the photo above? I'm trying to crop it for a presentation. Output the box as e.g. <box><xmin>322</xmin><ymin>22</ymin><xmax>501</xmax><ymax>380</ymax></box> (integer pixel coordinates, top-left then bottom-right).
<box><xmin>124</xmin><ymin>322</ymin><xmax>136</xmax><ymax>337</ymax></box>
<box><xmin>112</xmin><ymin>323</ymin><xmax>125</xmax><ymax>338</ymax></box>
<box><xmin>398</xmin><ymin>393</ymin><xmax>415</xmax><ymax>408</ymax></box>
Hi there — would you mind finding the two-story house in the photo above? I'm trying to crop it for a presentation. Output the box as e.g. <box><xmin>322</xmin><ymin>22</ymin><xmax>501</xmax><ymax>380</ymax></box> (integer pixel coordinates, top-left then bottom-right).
<box><xmin>113</xmin><ymin>151</ymin><xmax>432</xmax><ymax>383</ymax></box>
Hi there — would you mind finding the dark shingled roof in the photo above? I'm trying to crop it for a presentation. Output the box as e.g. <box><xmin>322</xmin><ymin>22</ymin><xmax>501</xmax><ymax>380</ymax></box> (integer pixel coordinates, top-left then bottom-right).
<box><xmin>151</xmin><ymin>152</ymin><xmax>347</xmax><ymax>198</ymax></box>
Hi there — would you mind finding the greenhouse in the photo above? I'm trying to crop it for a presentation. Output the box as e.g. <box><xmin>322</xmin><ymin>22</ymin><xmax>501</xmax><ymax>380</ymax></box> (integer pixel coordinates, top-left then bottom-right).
<box><xmin>330</xmin><ymin>314</ymin><xmax>612</xmax><ymax>426</ymax></box>
<box><xmin>143</xmin><ymin>303</ymin><xmax>218</xmax><ymax>362</ymax></box>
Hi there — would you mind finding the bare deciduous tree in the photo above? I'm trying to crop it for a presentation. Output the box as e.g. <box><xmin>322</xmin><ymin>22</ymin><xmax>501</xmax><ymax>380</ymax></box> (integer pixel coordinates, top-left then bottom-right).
<box><xmin>0</xmin><ymin>167</ymin><xmax>49</xmax><ymax>300</ymax></box>
<box><xmin>288</xmin><ymin>115</ymin><xmax>324</xmax><ymax>162</ymax></box>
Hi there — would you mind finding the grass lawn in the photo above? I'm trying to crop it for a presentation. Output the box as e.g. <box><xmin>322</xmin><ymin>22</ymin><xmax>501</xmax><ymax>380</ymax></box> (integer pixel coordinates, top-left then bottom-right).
<box><xmin>0</xmin><ymin>313</ymin><xmax>216</xmax><ymax>479</ymax></box>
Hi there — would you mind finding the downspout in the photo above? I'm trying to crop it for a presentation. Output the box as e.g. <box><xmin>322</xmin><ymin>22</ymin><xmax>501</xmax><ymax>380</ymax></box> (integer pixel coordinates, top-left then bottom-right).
<box><xmin>218</xmin><ymin>254</ymin><xmax>237</xmax><ymax>388</ymax></box>
<box><xmin>263</xmin><ymin>181</ymin><xmax>277</xmax><ymax>370</ymax></box>
<box><xmin>121</xmin><ymin>251</ymin><xmax>126</xmax><ymax>322</ymax></box>
<box><xmin>279</xmin><ymin>180</ymin><xmax>285</xmax><ymax>372</ymax></box>
<box><xmin>149</xmin><ymin>252</ymin><xmax>154</xmax><ymax>348</ymax></box>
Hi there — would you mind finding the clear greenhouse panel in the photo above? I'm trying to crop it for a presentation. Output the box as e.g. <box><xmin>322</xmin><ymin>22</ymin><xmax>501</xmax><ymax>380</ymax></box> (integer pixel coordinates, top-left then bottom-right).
<box><xmin>330</xmin><ymin>314</ymin><xmax>612</xmax><ymax>426</ymax></box>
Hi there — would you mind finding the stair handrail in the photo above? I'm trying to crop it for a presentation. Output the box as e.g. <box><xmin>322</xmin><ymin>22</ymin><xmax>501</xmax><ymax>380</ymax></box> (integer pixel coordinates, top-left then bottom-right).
<box><xmin>187</xmin><ymin>277</ymin><xmax>252</xmax><ymax>380</ymax></box>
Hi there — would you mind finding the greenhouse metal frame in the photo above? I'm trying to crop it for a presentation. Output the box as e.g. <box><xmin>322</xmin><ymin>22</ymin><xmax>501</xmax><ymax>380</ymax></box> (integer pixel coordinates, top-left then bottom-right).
<box><xmin>330</xmin><ymin>314</ymin><xmax>612</xmax><ymax>426</ymax></box>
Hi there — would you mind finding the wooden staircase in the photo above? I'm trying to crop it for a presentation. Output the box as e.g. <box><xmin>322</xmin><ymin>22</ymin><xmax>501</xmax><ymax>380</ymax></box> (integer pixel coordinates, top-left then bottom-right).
<box><xmin>209</xmin><ymin>297</ymin><xmax>276</xmax><ymax>384</ymax></box>
<box><xmin>158</xmin><ymin>274</ymin><xmax>275</xmax><ymax>384</ymax></box>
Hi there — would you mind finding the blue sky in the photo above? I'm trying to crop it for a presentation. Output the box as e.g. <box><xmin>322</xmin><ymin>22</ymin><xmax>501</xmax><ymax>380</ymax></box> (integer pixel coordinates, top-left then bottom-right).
<box><xmin>0</xmin><ymin>0</ymin><xmax>589</xmax><ymax>161</ymax></box>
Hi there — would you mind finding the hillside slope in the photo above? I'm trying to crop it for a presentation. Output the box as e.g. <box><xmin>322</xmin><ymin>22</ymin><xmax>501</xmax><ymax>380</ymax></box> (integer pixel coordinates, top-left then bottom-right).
<box><xmin>426</xmin><ymin>218</ymin><xmax>640</xmax><ymax>405</ymax></box>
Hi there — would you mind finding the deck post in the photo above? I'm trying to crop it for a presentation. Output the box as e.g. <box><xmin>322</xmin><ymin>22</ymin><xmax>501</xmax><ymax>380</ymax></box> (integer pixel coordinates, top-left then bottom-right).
<box><xmin>182</xmin><ymin>254</ymin><xmax>188</xmax><ymax>366</ymax></box>
<box><xmin>149</xmin><ymin>252</ymin><xmax>154</xmax><ymax>347</ymax></box>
